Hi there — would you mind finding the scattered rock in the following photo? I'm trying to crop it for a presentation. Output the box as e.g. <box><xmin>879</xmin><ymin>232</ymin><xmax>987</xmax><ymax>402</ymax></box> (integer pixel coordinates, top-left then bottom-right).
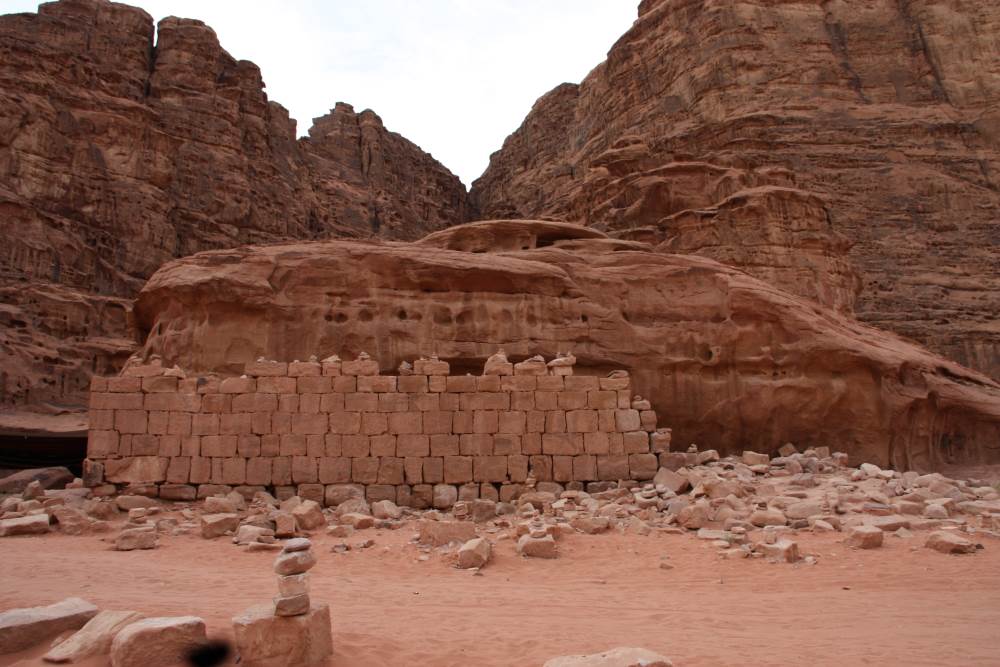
<box><xmin>109</xmin><ymin>616</ymin><xmax>207</xmax><ymax>667</ymax></box>
<box><xmin>417</xmin><ymin>520</ymin><xmax>476</xmax><ymax>547</ymax></box>
<box><xmin>517</xmin><ymin>534</ymin><xmax>557</xmax><ymax>559</ymax></box>
<box><xmin>925</xmin><ymin>531</ymin><xmax>978</xmax><ymax>555</ymax></box>
<box><xmin>115</xmin><ymin>528</ymin><xmax>157</xmax><ymax>551</ymax></box>
<box><xmin>457</xmin><ymin>537</ymin><xmax>491</xmax><ymax>569</ymax></box>
<box><xmin>846</xmin><ymin>525</ymin><xmax>884</xmax><ymax>549</ymax></box>
<box><xmin>0</xmin><ymin>598</ymin><xmax>98</xmax><ymax>654</ymax></box>
<box><xmin>0</xmin><ymin>513</ymin><xmax>50</xmax><ymax>537</ymax></box>
<box><xmin>200</xmin><ymin>513</ymin><xmax>239</xmax><ymax>539</ymax></box>
<box><xmin>43</xmin><ymin>610</ymin><xmax>144</xmax><ymax>664</ymax></box>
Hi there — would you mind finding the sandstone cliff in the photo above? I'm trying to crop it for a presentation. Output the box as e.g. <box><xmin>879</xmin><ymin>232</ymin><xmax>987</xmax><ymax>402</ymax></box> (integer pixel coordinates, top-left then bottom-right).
<box><xmin>131</xmin><ymin>220</ymin><xmax>1000</xmax><ymax>470</ymax></box>
<box><xmin>471</xmin><ymin>0</ymin><xmax>1000</xmax><ymax>379</ymax></box>
<box><xmin>0</xmin><ymin>0</ymin><xmax>468</xmax><ymax>416</ymax></box>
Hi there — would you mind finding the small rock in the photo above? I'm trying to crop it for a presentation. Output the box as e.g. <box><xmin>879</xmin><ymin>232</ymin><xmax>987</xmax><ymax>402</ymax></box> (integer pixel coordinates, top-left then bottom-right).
<box><xmin>282</xmin><ymin>537</ymin><xmax>313</xmax><ymax>553</ymax></box>
<box><xmin>115</xmin><ymin>528</ymin><xmax>157</xmax><ymax>551</ymax></box>
<box><xmin>371</xmin><ymin>500</ymin><xmax>402</xmax><ymax>520</ymax></box>
<box><xmin>200</xmin><ymin>513</ymin><xmax>239</xmax><ymax>539</ymax></box>
<box><xmin>543</xmin><ymin>646</ymin><xmax>673</xmax><ymax>667</ymax></box>
<box><xmin>274</xmin><ymin>549</ymin><xmax>317</xmax><ymax>576</ymax></box>
<box><xmin>457</xmin><ymin>537</ymin><xmax>491</xmax><ymax>569</ymax></box>
<box><xmin>273</xmin><ymin>594</ymin><xmax>310</xmax><ymax>617</ymax></box>
<box><xmin>846</xmin><ymin>525</ymin><xmax>883</xmax><ymax>549</ymax></box>
<box><xmin>517</xmin><ymin>534</ymin><xmax>557</xmax><ymax>559</ymax></box>
<box><xmin>0</xmin><ymin>513</ymin><xmax>50</xmax><ymax>537</ymax></box>
<box><xmin>925</xmin><ymin>530</ymin><xmax>977</xmax><ymax>555</ymax></box>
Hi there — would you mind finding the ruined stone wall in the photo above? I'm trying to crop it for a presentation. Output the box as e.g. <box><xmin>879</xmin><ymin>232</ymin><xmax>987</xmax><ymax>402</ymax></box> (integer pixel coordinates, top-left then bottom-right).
<box><xmin>83</xmin><ymin>357</ymin><xmax>670</xmax><ymax>507</ymax></box>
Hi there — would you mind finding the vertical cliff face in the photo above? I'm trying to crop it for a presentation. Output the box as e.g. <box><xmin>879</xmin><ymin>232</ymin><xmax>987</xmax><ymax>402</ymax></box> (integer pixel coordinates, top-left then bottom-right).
<box><xmin>471</xmin><ymin>0</ymin><xmax>1000</xmax><ymax>376</ymax></box>
<box><xmin>0</xmin><ymin>0</ymin><xmax>468</xmax><ymax>416</ymax></box>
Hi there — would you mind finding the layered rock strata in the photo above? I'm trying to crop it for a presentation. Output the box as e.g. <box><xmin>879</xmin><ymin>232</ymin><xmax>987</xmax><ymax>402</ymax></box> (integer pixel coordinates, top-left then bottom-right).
<box><xmin>471</xmin><ymin>0</ymin><xmax>1000</xmax><ymax>377</ymax></box>
<box><xmin>128</xmin><ymin>219</ymin><xmax>1000</xmax><ymax>469</ymax></box>
<box><xmin>0</xmin><ymin>0</ymin><xmax>468</xmax><ymax>415</ymax></box>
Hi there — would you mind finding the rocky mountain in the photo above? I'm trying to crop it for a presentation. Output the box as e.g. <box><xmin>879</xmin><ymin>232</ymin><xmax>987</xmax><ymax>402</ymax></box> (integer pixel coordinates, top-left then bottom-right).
<box><xmin>132</xmin><ymin>219</ymin><xmax>1000</xmax><ymax>468</ymax></box>
<box><xmin>0</xmin><ymin>0</ymin><xmax>468</xmax><ymax>417</ymax></box>
<box><xmin>471</xmin><ymin>0</ymin><xmax>1000</xmax><ymax>379</ymax></box>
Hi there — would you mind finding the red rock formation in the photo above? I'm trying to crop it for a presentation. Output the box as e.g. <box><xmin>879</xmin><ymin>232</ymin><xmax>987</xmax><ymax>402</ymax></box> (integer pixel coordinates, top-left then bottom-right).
<box><xmin>471</xmin><ymin>0</ymin><xmax>1000</xmax><ymax>378</ymax></box>
<box><xmin>131</xmin><ymin>220</ymin><xmax>1000</xmax><ymax>470</ymax></box>
<box><xmin>0</xmin><ymin>0</ymin><xmax>468</xmax><ymax>416</ymax></box>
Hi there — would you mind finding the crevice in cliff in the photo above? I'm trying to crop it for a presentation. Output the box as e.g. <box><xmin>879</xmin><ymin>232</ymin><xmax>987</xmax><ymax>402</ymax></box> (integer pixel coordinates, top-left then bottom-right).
<box><xmin>821</xmin><ymin>5</ymin><xmax>869</xmax><ymax>104</ymax></box>
<box><xmin>896</xmin><ymin>0</ymin><xmax>951</xmax><ymax>105</ymax></box>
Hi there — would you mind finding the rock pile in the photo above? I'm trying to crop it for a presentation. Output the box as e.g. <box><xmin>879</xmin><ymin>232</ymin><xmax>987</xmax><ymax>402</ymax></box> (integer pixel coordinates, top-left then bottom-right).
<box><xmin>273</xmin><ymin>538</ymin><xmax>317</xmax><ymax>617</ymax></box>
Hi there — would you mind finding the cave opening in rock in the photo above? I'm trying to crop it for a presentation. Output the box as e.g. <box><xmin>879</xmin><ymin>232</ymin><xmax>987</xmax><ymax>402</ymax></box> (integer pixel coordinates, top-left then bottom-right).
<box><xmin>0</xmin><ymin>433</ymin><xmax>87</xmax><ymax>477</ymax></box>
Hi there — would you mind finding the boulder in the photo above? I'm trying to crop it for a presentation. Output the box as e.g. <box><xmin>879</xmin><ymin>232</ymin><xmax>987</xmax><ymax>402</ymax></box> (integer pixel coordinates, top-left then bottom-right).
<box><xmin>456</xmin><ymin>538</ymin><xmax>491</xmax><ymax>569</ymax></box>
<box><xmin>846</xmin><ymin>525</ymin><xmax>884</xmax><ymax>549</ymax></box>
<box><xmin>925</xmin><ymin>531</ymin><xmax>978</xmax><ymax>555</ymax></box>
<box><xmin>0</xmin><ymin>467</ymin><xmax>74</xmax><ymax>494</ymax></box>
<box><xmin>749</xmin><ymin>508</ymin><xmax>787</xmax><ymax>527</ymax></box>
<box><xmin>757</xmin><ymin>539</ymin><xmax>800</xmax><ymax>563</ymax></box>
<box><xmin>115</xmin><ymin>528</ymin><xmax>157</xmax><ymax>551</ymax></box>
<box><xmin>517</xmin><ymin>534</ymin><xmax>558</xmax><ymax>559</ymax></box>
<box><xmin>51</xmin><ymin>506</ymin><xmax>92</xmax><ymax>535</ymax></box>
<box><xmin>232</xmin><ymin>603</ymin><xmax>332</xmax><ymax>667</ymax></box>
<box><xmin>43</xmin><ymin>610</ymin><xmax>144</xmax><ymax>663</ymax></box>
<box><xmin>110</xmin><ymin>616</ymin><xmax>206</xmax><ymax>667</ymax></box>
<box><xmin>371</xmin><ymin>500</ymin><xmax>402</xmax><ymax>520</ymax></box>
<box><xmin>543</xmin><ymin>646</ymin><xmax>673</xmax><ymax>667</ymax></box>
<box><xmin>0</xmin><ymin>598</ymin><xmax>98</xmax><ymax>654</ymax></box>
<box><xmin>291</xmin><ymin>500</ymin><xmax>325</xmax><ymax>531</ymax></box>
<box><xmin>0</xmin><ymin>513</ymin><xmax>50</xmax><ymax>537</ymax></box>
<box><xmin>571</xmin><ymin>516</ymin><xmax>611</xmax><ymax>535</ymax></box>
<box><xmin>741</xmin><ymin>451</ymin><xmax>770</xmax><ymax>466</ymax></box>
<box><xmin>200</xmin><ymin>513</ymin><xmax>239</xmax><ymax>539</ymax></box>
<box><xmin>652</xmin><ymin>468</ymin><xmax>689</xmax><ymax>494</ymax></box>
<box><xmin>417</xmin><ymin>520</ymin><xmax>476</xmax><ymax>547</ymax></box>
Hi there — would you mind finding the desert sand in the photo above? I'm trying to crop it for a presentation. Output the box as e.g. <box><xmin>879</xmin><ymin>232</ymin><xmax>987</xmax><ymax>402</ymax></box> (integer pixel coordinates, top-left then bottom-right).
<box><xmin>1</xmin><ymin>523</ymin><xmax>998</xmax><ymax>667</ymax></box>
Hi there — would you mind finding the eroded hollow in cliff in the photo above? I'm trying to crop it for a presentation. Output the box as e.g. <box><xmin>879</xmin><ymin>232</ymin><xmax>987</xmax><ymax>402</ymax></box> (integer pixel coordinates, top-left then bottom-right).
<box><xmin>0</xmin><ymin>433</ymin><xmax>87</xmax><ymax>477</ymax></box>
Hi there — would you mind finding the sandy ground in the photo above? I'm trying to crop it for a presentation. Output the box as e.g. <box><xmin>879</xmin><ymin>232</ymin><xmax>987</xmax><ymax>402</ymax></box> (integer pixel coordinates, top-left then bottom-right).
<box><xmin>1</xmin><ymin>523</ymin><xmax>999</xmax><ymax>667</ymax></box>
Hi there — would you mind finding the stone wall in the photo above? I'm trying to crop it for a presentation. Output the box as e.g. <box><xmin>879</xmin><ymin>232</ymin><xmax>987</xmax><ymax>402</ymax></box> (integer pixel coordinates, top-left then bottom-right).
<box><xmin>83</xmin><ymin>356</ymin><xmax>671</xmax><ymax>507</ymax></box>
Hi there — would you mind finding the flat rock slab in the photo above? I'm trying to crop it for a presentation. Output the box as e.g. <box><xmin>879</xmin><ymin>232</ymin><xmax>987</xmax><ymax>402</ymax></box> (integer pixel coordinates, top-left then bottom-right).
<box><xmin>0</xmin><ymin>597</ymin><xmax>98</xmax><ymax>654</ymax></box>
<box><xmin>0</xmin><ymin>513</ymin><xmax>50</xmax><ymax>537</ymax></box>
<box><xmin>233</xmin><ymin>603</ymin><xmax>332</xmax><ymax>667</ymax></box>
<box><xmin>43</xmin><ymin>610</ymin><xmax>144</xmax><ymax>663</ymax></box>
<box><xmin>0</xmin><ymin>467</ymin><xmax>73</xmax><ymax>494</ymax></box>
<box><xmin>544</xmin><ymin>646</ymin><xmax>673</xmax><ymax>667</ymax></box>
<box><xmin>110</xmin><ymin>616</ymin><xmax>206</xmax><ymax>667</ymax></box>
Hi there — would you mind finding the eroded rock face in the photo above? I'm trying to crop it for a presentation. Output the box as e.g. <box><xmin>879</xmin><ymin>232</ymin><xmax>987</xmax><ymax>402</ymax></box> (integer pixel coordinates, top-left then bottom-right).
<box><xmin>132</xmin><ymin>220</ymin><xmax>1000</xmax><ymax>469</ymax></box>
<box><xmin>0</xmin><ymin>0</ymin><xmax>468</xmax><ymax>415</ymax></box>
<box><xmin>471</xmin><ymin>0</ymin><xmax>1000</xmax><ymax>377</ymax></box>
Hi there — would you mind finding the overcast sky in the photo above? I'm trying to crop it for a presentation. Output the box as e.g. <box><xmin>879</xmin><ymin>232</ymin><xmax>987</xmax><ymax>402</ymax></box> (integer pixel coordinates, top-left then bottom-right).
<box><xmin>6</xmin><ymin>1</ymin><xmax>638</xmax><ymax>186</ymax></box>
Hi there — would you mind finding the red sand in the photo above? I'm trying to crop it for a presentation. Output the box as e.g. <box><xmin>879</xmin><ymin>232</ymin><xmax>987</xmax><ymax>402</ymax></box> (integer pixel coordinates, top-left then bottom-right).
<box><xmin>1</xmin><ymin>525</ymin><xmax>999</xmax><ymax>666</ymax></box>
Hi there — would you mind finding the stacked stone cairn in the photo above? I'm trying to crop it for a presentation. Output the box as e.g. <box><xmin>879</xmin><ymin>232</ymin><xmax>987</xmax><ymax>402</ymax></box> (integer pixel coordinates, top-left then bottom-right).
<box><xmin>272</xmin><ymin>538</ymin><xmax>316</xmax><ymax>616</ymax></box>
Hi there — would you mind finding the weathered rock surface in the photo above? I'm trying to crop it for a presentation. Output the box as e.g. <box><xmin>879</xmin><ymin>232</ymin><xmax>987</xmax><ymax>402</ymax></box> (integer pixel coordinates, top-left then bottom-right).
<box><xmin>0</xmin><ymin>513</ymin><xmax>51</xmax><ymax>537</ymax></box>
<box><xmin>471</xmin><ymin>0</ymin><xmax>1000</xmax><ymax>379</ymax></box>
<box><xmin>232</xmin><ymin>603</ymin><xmax>333</xmax><ymax>667</ymax></box>
<box><xmin>543</xmin><ymin>646</ymin><xmax>673</xmax><ymax>667</ymax></box>
<box><xmin>0</xmin><ymin>467</ymin><xmax>74</xmax><ymax>494</ymax></box>
<box><xmin>0</xmin><ymin>597</ymin><xmax>98</xmax><ymax>654</ymax></box>
<box><xmin>0</xmin><ymin>0</ymin><xmax>468</xmax><ymax>417</ymax></box>
<box><xmin>109</xmin><ymin>616</ymin><xmax>206</xmax><ymax>667</ymax></box>
<box><xmin>132</xmin><ymin>220</ymin><xmax>1000</xmax><ymax>467</ymax></box>
<box><xmin>43</xmin><ymin>610</ymin><xmax>144</xmax><ymax>664</ymax></box>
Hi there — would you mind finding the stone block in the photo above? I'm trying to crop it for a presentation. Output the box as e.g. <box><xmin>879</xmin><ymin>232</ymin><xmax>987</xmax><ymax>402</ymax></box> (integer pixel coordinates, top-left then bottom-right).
<box><xmin>388</xmin><ymin>412</ymin><xmax>422</xmax><ymax>434</ymax></box>
<box><xmin>614</xmin><ymin>409</ymin><xmax>641</xmax><ymax>432</ymax></box>
<box><xmin>329</xmin><ymin>412</ymin><xmax>361</xmax><ymax>434</ymax></box>
<box><xmin>105</xmin><ymin>457</ymin><xmax>168</xmax><ymax>484</ymax></box>
<box><xmin>288</xmin><ymin>361</ymin><xmax>321</xmax><ymax>377</ymax></box>
<box><xmin>444</xmin><ymin>456</ymin><xmax>474</xmax><ymax>484</ymax></box>
<box><xmin>319</xmin><ymin>393</ymin><xmax>344</xmax><ymax>412</ymax></box>
<box><xmin>474</xmin><ymin>456</ymin><xmax>507</xmax><ymax>483</ymax></box>
<box><xmin>0</xmin><ymin>597</ymin><xmax>98</xmax><ymax>654</ymax></box>
<box><xmin>377</xmin><ymin>457</ymin><xmax>405</xmax><ymax>485</ymax></box>
<box><xmin>341</xmin><ymin>435</ymin><xmax>370</xmax><ymax>458</ymax></box>
<box><xmin>557</xmin><ymin>391</ymin><xmax>588</xmax><ymax>410</ymax></box>
<box><xmin>629</xmin><ymin>453</ymin><xmax>658</xmax><ymax>480</ymax></box>
<box><xmin>342</xmin><ymin>359</ymin><xmax>380</xmax><ymax>376</ymax></box>
<box><xmin>623</xmin><ymin>431</ymin><xmax>649</xmax><ymax>453</ymax></box>
<box><xmin>493</xmin><ymin>434</ymin><xmax>521</xmax><ymax>455</ymax></box>
<box><xmin>446</xmin><ymin>375</ymin><xmax>477</xmax><ymax>393</ymax></box>
<box><xmin>298</xmin><ymin>375</ymin><xmax>332</xmax><ymax>395</ymax></box>
<box><xmin>596</xmin><ymin>455</ymin><xmax>629</xmax><ymax>481</ymax></box>
<box><xmin>542</xmin><ymin>433</ymin><xmax>581</xmax><ymax>455</ymax></box>
<box><xmin>258</xmin><ymin>377</ymin><xmax>297</xmax><ymax>394</ymax></box>
<box><xmin>245</xmin><ymin>361</ymin><xmax>288</xmax><ymax>377</ymax></box>
<box><xmin>566</xmin><ymin>410</ymin><xmax>598</xmax><ymax>433</ymax></box>
<box><xmin>351</xmin><ymin>458</ymin><xmax>379</xmax><ymax>484</ymax></box>
<box><xmin>110</xmin><ymin>616</ymin><xmax>207</xmax><ymax>667</ymax></box>
<box><xmin>417</xmin><ymin>519</ymin><xmax>476</xmax><ymax>546</ymax></box>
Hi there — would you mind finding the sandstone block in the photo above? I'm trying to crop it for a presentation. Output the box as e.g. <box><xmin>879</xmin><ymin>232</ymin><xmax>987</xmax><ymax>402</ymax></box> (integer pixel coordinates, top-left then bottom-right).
<box><xmin>433</xmin><ymin>484</ymin><xmax>459</xmax><ymax>509</ymax></box>
<box><xmin>43</xmin><ymin>609</ymin><xmax>144</xmax><ymax>664</ymax></box>
<box><xmin>291</xmin><ymin>500</ymin><xmax>326</xmax><ymax>530</ymax></box>
<box><xmin>232</xmin><ymin>603</ymin><xmax>332</xmax><ymax>667</ymax></box>
<box><xmin>110</xmin><ymin>616</ymin><xmax>206</xmax><ymax>667</ymax></box>
<box><xmin>245</xmin><ymin>361</ymin><xmax>288</xmax><ymax>377</ymax></box>
<box><xmin>596</xmin><ymin>455</ymin><xmax>629</xmax><ymax>481</ymax></box>
<box><xmin>517</xmin><ymin>534</ymin><xmax>557</xmax><ymax>558</ymax></box>
<box><xmin>847</xmin><ymin>525</ymin><xmax>884</xmax><ymax>549</ymax></box>
<box><xmin>274</xmin><ymin>549</ymin><xmax>318</xmax><ymax>576</ymax></box>
<box><xmin>0</xmin><ymin>598</ymin><xmax>98</xmax><ymax>654</ymax></box>
<box><xmin>200</xmin><ymin>513</ymin><xmax>239</xmax><ymax>539</ymax></box>
<box><xmin>104</xmin><ymin>457</ymin><xmax>168</xmax><ymax>484</ymax></box>
<box><xmin>925</xmin><ymin>530</ymin><xmax>977</xmax><ymax>555</ymax></box>
<box><xmin>116</xmin><ymin>528</ymin><xmax>158</xmax><ymax>551</ymax></box>
<box><xmin>457</xmin><ymin>537</ymin><xmax>491</xmax><ymax>569</ymax></box>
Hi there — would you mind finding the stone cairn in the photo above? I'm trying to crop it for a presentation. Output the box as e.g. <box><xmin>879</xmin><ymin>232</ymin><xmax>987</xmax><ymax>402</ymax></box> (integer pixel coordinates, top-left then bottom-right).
<box><xmin>272</xmin><ymin>537</ymin><xmax>316</xmax><ymax>617</ymax></box>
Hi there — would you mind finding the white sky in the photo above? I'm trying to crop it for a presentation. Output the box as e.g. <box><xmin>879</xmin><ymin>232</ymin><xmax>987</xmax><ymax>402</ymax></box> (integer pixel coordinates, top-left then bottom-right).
<box><xmin>5</xmin><ymin>1</ymin><xmax>638</xmax><ymax>186</ymax></box>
